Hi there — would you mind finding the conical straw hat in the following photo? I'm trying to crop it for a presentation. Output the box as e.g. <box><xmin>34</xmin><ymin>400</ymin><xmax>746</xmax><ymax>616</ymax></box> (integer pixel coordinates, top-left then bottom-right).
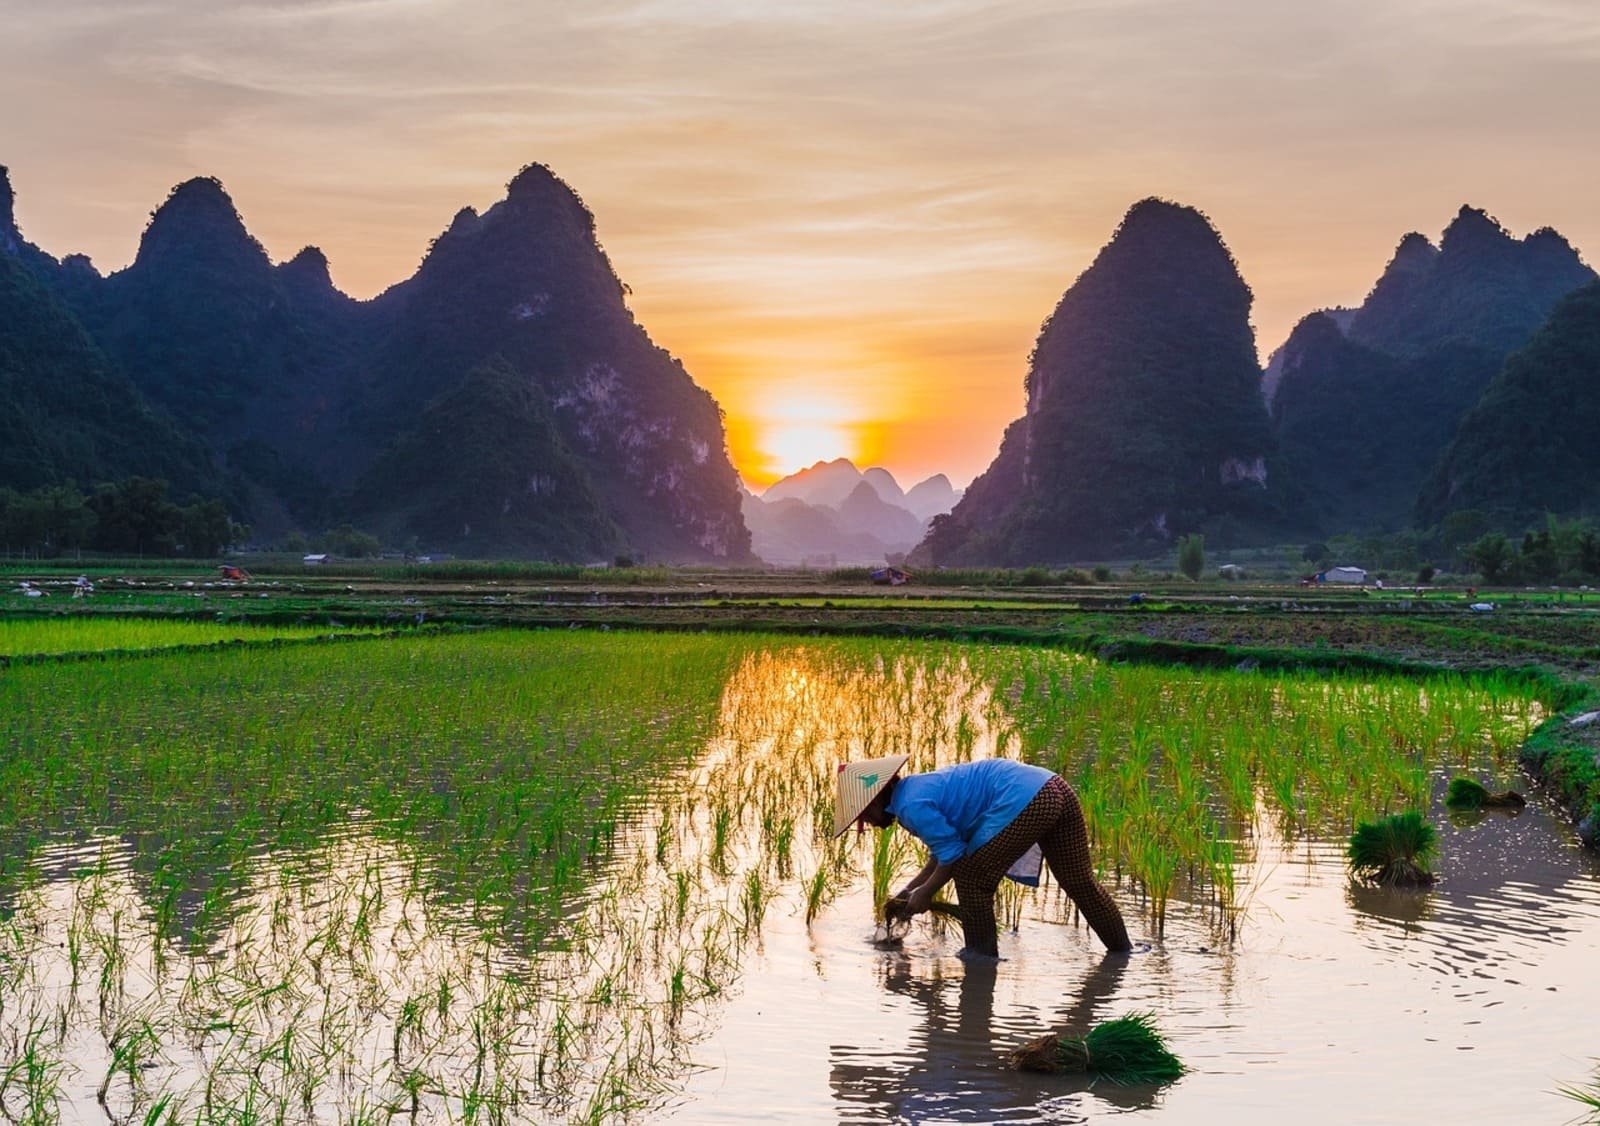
<box><xmin>833</xmin><ymin>754</ymin><xmax>911</xmax><ymax>837</ymax></box>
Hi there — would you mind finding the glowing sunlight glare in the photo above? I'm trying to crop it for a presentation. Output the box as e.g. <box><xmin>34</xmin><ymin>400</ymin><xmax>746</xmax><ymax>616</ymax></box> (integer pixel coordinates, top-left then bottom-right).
<box><xmin>762</xmin><ymin>421</ymin><xmax>851</xmax><ymax>479</ymax></box>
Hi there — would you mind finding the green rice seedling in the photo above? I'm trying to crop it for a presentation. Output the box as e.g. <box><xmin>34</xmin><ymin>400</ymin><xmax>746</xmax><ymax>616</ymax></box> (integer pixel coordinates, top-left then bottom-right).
<box><xmin>881</xmin><ymin>893</ymin><xmax>962</xmax><ymax>928</ymax></box>
<box><xmin>98</xmin><ymin>1016</ymin><xmax>162</xmax><ymax>1117</ymax></box>
<box><xmin>770</xmin><ymin>816</ymin><xmax>796</xmax><ymax>880</ymax></box>
<box><xmin>869</xmin><ymin>828</ymin><xmax>914</xmax><ymax>919</ymax></box>
<box><xmin>1268</xmin><ymin>769</ymin><xmax>1300</xmax><ymax>839</ymax></box>
<box><xmin>1008</xmin><ymin>1012</ymin><xmax>1185</xmax><ymax>1084</ymax></box>
<box><xmin>803</xmin><ymin>867</ymin><xmax>832</xmax><ymax>927</ymax></box>
<box><xmin>400</xmin><ymin>1067</ymin><xmax>430</xmax><ymax>1119</ymax></box>
<box><xmin>654</xmin><ymin>808</ymin><xmax>674</xmax><ymax>865</ymax></box>
<box><xmin>0</xmin><ymin>616</ymin><xmax>373</xmax><ymax>659</ymax></box>
<box><xmin>394</xmin><ymin>995</ymin><xmax>426</xmax><ymax>1064</ymax></box>
<box><xmin>664</xmin><ymin>955</ymin><xmax>688</xmax><ymax>1022</ymax></box>
<box><xmin>674</xmin><ymin>870</ymin><xmax>692</xmax><ymax>926</ymax></box>
<box><xmin>1557</xmin><ymin>1062</ymin><xmax>1600</xmax><ymax>1121</ymax></box>
<box><xmin>1348</xmin><ymin>811</ymin><xmax>1438</xmax><ymax>887</ymax></box>
<box><xmin>1</xmin><ymin>1017</ymin><xmax>66</xmax><ymax>1121</ymax></box>
<box><xmin>710</xmin><ymin>804</ymin><xmax>734</xmax><ymax>875</ymax></box>
<box><xmin>740</xmin><ymin>870</ymin><xmax>768</xmax><ymax>934</ymax></box>
<box><xmin>139</xmin><ymin>1093</ymin><xmax>177</xmax><ymax>1125</ymax></box>
<box><xmin>1444</xmin><ymin>776</ymin><xmax>1526</xmax><ymax>811</ymax></box>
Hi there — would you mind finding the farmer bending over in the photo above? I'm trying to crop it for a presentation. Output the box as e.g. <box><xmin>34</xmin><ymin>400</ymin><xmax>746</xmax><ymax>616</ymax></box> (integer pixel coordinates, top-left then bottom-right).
<box><xmin>837</xmin><ymin>756</ymin><xmax>1131</xmax><ymax>958</ymax></box>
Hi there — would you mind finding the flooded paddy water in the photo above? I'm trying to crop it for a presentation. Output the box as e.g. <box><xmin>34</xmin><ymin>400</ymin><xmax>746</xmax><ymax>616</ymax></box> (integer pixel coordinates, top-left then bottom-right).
<box><xmin>2</xmin><ymin>629</ymin><xmax>1597</xmax><ymax>1122</ymax></box>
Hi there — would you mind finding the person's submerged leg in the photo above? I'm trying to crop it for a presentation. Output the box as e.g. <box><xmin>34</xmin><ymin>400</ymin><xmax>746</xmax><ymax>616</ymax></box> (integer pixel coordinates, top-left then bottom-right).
<box><xmin>1038</xmin><ymin>778</ymin><xmax>1131</xmax><ymax>952</ymax></box>
<box><xmin>952</xmin><ymin>868</ymin><xmax>1002</xmax><ymax>956</ymax></box>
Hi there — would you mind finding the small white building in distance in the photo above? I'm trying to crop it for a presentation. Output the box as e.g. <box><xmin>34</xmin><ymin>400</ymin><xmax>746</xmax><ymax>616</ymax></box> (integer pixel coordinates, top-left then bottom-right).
<box><xmin>1324</xmin><ymin>566</ymin><xmax>1368</xmax><ymax>584</ymax></box>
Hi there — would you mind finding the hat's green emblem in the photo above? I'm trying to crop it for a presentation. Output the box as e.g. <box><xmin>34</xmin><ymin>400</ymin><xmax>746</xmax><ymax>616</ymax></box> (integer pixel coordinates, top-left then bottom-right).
<box><xmin>861</xmin><ymin>772</ymin><xmax>879</xmax><ymax>788</ymax></box>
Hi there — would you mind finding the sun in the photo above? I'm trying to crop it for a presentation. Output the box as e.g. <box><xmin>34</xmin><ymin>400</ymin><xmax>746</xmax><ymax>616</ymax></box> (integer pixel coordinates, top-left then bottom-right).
<box><xmin>763</xmin><ymin>420</ymin><xmax>852</xmax><ymax>477</ymax></box>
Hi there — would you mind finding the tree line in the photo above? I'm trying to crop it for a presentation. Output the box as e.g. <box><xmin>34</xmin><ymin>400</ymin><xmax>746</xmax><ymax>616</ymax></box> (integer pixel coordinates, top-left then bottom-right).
<box><xmin>1303</xmin><ymin>511</ymin><xmax>1600</xmax><ymax>585</ymax></box>
<box><xmin>0</xmin><ymin>478</ymin><xmax>244</xmax><ymax>558</ymax></box>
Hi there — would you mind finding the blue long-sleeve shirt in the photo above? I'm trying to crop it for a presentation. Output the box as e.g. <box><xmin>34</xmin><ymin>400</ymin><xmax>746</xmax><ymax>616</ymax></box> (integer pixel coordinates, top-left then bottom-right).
<box><xmin>886</xmin><ymin>758</ymin><xmax>1054</xmax><ymax>863</ymax></box>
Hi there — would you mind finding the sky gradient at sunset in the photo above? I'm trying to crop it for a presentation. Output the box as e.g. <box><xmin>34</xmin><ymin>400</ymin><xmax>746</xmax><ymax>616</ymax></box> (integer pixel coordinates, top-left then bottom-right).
<box><xmin>4</xmin><ymin>0</ymin><xmax>1598</xmax><ymax>487</ymax></box>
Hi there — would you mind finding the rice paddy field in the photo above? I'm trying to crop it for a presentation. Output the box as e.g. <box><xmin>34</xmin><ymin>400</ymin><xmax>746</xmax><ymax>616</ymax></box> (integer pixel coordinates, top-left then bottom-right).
<box><xmin>3</xmin><ymin>619</ymin><xmax>1599</xmax><ymax>1123</ymax></box>
<box><xmin>0</xmin><ymin>617</ymin><xmax>374</xmax><ymax>658</ymax></box>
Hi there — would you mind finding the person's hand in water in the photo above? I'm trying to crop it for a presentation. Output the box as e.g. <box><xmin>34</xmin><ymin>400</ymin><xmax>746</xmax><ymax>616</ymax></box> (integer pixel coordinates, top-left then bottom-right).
<box><xmin>904</xmin><ymin>886</ymin><xmax>935</xmax><ymax>917</ymax></box>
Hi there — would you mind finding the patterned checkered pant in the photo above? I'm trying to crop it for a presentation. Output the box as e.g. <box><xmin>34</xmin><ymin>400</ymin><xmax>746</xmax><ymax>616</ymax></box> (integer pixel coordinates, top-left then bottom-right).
<box><xmin>952</xmin><ymin>775</ymin><xmax>1130</xmax><ymax>956</ymax></box>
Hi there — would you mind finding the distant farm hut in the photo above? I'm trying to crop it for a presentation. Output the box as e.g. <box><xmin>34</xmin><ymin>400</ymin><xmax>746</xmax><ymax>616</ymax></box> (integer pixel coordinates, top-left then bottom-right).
<box><xmin>1218</xmin><ymin>564</ymin><xmax>1245</xmax><ymax>580</ymax></box>
<box><xmin>1322</xmin><ymin>566</ymin><xmax>1368</xmax><ymax>584</ymax></box>
<box><xmin>870</xmin><ymin>566</ymin><xmax>912</xmax><ymax>586</ymax></box>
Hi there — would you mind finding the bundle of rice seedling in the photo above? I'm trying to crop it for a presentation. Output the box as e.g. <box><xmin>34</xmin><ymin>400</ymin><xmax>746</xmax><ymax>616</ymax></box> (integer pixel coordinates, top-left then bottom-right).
<box><xmin>879</xmin><ymin>894</ymin><xmax>963</xmax><ymax>942</ymax></box>
<box><xmin>1008</xmin><ymin>1012</ymin><xmax>1184</xmax><ymax>1084</ymax></box>
<box><xmin>882</xmin><ymin>894</ymin><xmax>962</xmax><ymax>924</ymax></box>
<box><xmin>1348</xmin><ymin>810</ymin><xmax>1437</xmax><ymax>886</ymax></box>
<box><xmin>1445</xmin><ymin>776</ymin><xmax>1526</xmax><ymax>811</ymax></box>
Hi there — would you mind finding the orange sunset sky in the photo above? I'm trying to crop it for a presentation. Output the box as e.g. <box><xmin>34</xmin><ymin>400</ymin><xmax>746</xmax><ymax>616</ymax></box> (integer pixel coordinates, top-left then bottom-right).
<box><xmin>4</xmin><ymin>1</ymin><xmax>1598</xmax><ymax>489</ymax></box>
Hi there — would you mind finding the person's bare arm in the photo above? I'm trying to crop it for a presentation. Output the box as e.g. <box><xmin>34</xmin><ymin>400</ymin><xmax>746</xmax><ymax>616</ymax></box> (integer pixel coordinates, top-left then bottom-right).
<box><xmin>897</xmin><ymin>855</ymin><xmax>940</xmax><ymax>900</ymax></box>
<box><xmin>904</xmin><ymin>861</ymin><xmax>957</xmax><ymax>916</ymax></box>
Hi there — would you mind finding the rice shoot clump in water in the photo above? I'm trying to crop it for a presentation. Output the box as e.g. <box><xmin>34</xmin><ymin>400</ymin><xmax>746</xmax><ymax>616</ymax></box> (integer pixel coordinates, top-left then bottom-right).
<box><xmin>1445</xmin><ymin>776</ymin><xmax>1526</xmax><ymax>811</ymax></box>
<box><xmin>1348</xmin><ymin>810</ymin><xmax>1437</xmax><ymax>886</ymax></box>
<box><xmin>1009</xmin><ymin>1012</ymin><xmax>1185</xmax><ymax>1084</ymax></box>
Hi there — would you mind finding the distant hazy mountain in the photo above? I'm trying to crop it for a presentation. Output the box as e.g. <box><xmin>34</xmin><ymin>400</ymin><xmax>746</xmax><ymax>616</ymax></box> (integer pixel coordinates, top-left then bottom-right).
<box><xmin>1270</xmin><ymin>207</ymin><xmax>1594</xmax><ymax>534</ymax></box>
<box><xmin>740</xmin><ymin>491</ymin><xmax>894</xmax><ymax>566</ymax></box>
<box><xmin>749</xmin><ymin>458</ymin><xmax>959</xmax><ymax>565</ymax></box>
<box><xmin>763</xmin><ymin>458</ymin><xmax>958</xmax><ymax>515</ymax></box>
<box><xmin>2</xmin><ymin>161</ymin><xmax>751</xmax><ymax>562</ymax></box>
<box><xmin>1418</xmin><ymin>280</ymin><xmax>1600</xmax><ymax>525</ymax></box>
<box><xmin>861</xmin><ymin>467</ymin><xmax>906</xmax><ymax>507</ymax></box>
<box><xmin>835</xmin><ymin>481</ymin><xmax>925</xmax><ymax>545</ymax></box>
<box><xmin>764</xmin><ymin>458</ymin><xmax>870</xmax><ymax>509</ymax></box>
<box><xmin>902</xmin><ymin>473</ymin><xmax>959</xmax><ymax>523</ymax></box>
<box><xmin>917</xmin><ymin>198</ymin><xmax>1276</xmax><ymax>565</ymax></box>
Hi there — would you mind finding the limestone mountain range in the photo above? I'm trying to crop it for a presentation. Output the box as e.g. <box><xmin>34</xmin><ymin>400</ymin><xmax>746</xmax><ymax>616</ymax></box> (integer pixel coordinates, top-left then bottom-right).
<box><xmin>4</xmin><ymin>157</ymin><xmax>1596</xmax><ymax>566</ymax></box>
